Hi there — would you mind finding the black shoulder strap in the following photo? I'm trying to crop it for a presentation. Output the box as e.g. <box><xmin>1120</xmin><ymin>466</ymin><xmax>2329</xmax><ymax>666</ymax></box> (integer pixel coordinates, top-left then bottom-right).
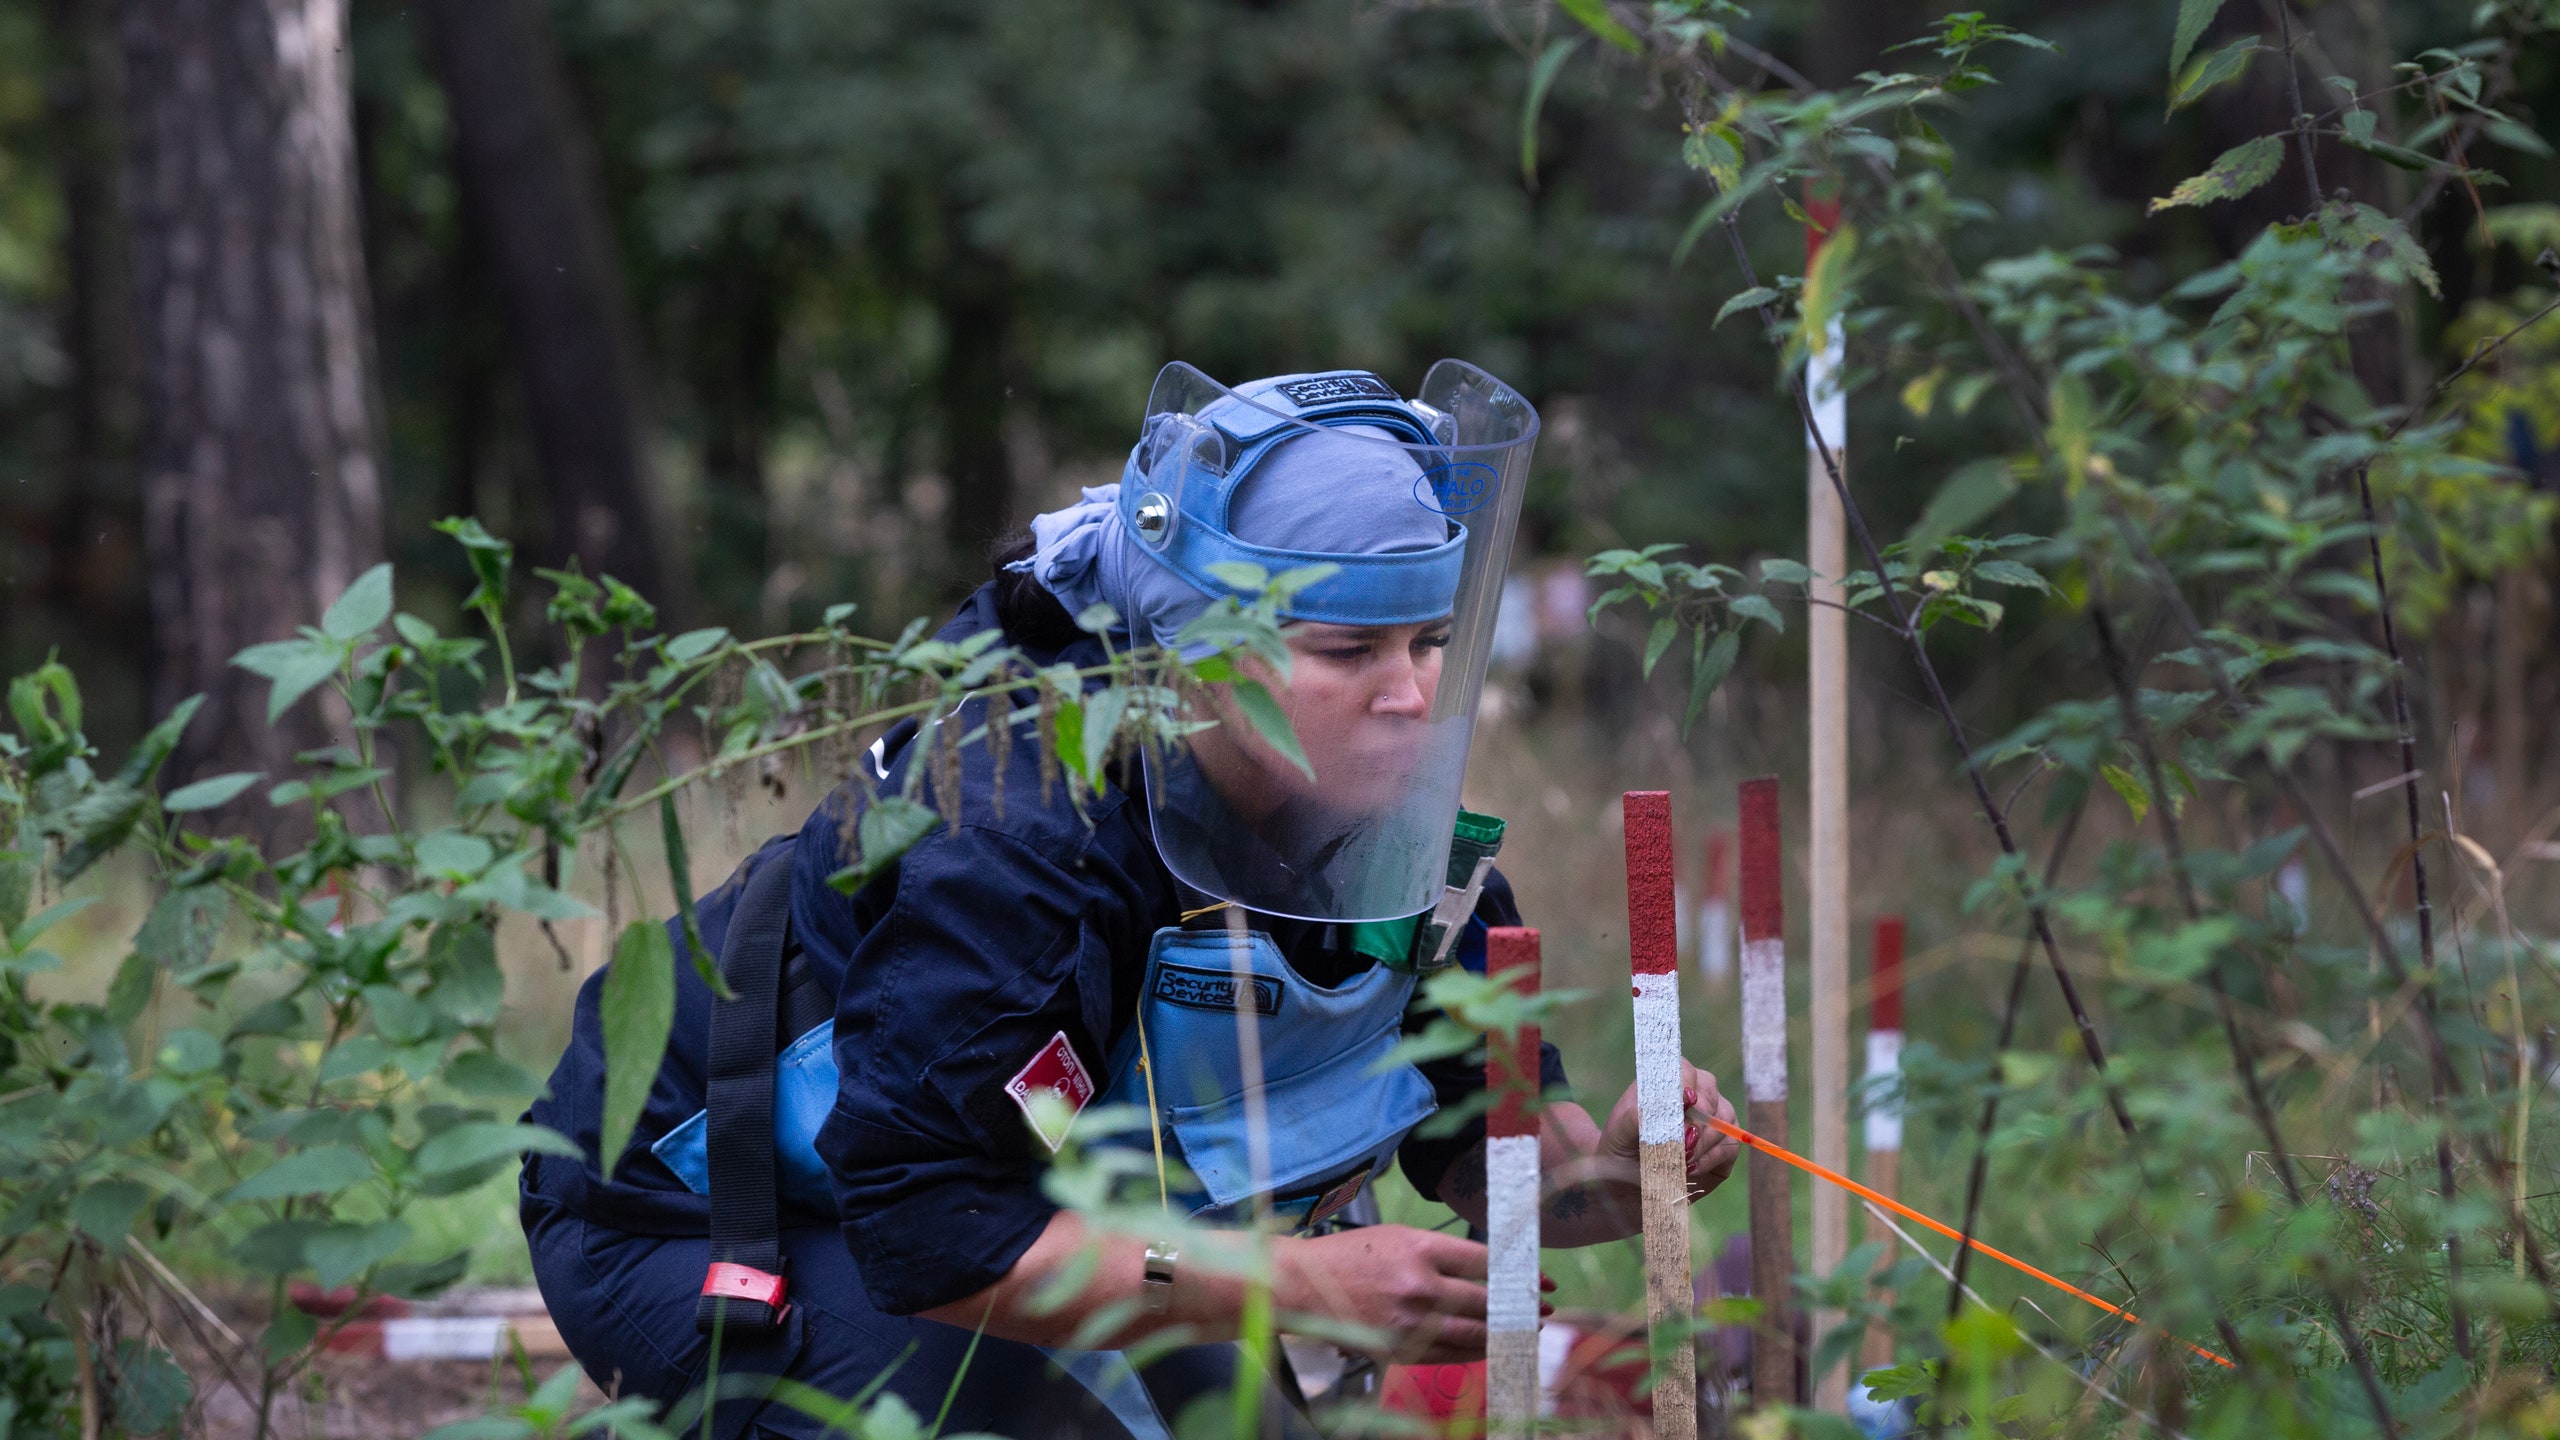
<box><xmin>696</xmin><ymin>851</ymin><xmax>796</xmax><ymax>1334</ymax></box>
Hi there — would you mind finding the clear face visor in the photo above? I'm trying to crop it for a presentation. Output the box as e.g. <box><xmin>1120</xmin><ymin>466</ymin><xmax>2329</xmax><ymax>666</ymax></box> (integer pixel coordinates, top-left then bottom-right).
<box><xmin>1130</xmin><ymin>361</ymin><xmax>1539</xmax><ymax>922</ymax></box>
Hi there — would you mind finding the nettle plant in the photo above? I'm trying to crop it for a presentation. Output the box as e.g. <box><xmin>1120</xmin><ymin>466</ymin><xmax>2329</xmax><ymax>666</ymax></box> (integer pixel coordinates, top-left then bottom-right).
<box><xmin>1549</xmin><ymin>0</ymin><xmax>2560</xmax><ymax>1433</ymax></box>
<box><xmin>0</xmin><ymin>522</ymin><xmax>1333</xmax><ymax>1439</ymax></box>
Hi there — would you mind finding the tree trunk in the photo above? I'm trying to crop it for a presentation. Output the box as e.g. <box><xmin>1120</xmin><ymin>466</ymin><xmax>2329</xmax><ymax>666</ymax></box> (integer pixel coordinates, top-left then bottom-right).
<box><xmin>44</xmin><ymin>0</ymin><xmax>141</xmax><ymax>651</ymax></box>
<box><xmin>412</xmin><ymin>0</ymin><xmax>685</xmax><ymax>619</ymax></box>
<box><xmin>120</xmin><ymin>0</ymin><xmax>388</xmax><ymax>790</ymax></box>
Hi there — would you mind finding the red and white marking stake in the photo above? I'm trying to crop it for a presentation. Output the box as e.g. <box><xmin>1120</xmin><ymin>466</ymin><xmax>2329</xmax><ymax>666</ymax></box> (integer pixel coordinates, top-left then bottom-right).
<box><xmin>1738</xmin><ymin>777</ymin><xmax>1797</xmax><ymax>1407</ymax></box>
<box><xmin>1485</xmin><ymin>926</ymin><xmax>1542</xmax><ymax>1439</ymax></box>
<box><xmin>1862</xmin><ymin>916</ymin><xmax>1906</xmax><ymax>1376</ymax></box>
<box><xmin>1695</xmin><ymin>828</ymin><xmax>1734</xmax><ymax>986</ymax></box>
<box><xmin>1623</xmin><ymin>791</ymin><xmax>1697</xmax><ymax>1440</ymax></box>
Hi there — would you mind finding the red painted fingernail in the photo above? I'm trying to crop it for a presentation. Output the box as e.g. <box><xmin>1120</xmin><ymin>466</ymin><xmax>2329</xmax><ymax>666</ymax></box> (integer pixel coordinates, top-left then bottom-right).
<box><xmin>1541</xmin><ymin>1274</ymin><xmax>1557</xmax><ymax>1291</ymax></box>
<box><xmin>1687</xmin><ymin>1122</ymin><xmax>1700</xmax><ymax>1147</ymax></box>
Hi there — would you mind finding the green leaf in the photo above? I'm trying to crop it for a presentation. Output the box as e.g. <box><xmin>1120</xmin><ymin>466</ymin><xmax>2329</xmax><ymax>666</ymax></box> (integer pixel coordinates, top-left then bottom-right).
<box><xmin>321</xmin><ymin>562</ymin><xmax>394</xmax><ymax>640</ymax></box>
<box><xmin>11</xmin><ymin>893</ymin><xmax>95</xmax><ymax>954</ymax></box>
<box><xmin>162</xmin><ymin>771</ymin><xmax>262</xmax><ymax>812</ymax></box>
<box><xmin>828</xmin><ymin>796</ymin><xmax>944</xmax><ymax>896</ymax></box>
<box><xmin>662</xmin><ymin>792</ymin><xmax>726</xmax><ymax>997</ymax></box>
<box><xmin>598</xmin><ymin>921</ymin><xmax>676</xmax><ymax>1182</ymax></box>
<box><xmin>2099</xmin><ymin>763</ymin><xmax>2151</xmax><ymax>825</ymax></box>
<box><xmin>1555</xmin><ymin>0</ymin><xmax>1638</xmax><ymax>52</ymax></box>
<box><xmin>1520</xmin><ymin>37</ymin><xmax>1580</xmax><ymax>188</ymax></box>
<box><xmin>436</xmin><ymin>517</ymin><xmax>514</xmax><ymax>611</ymax></box>
<box><xmin>413</xmin><ymin>829</ymin><xmax>495</xmax><ymax>879</ymax></box>
<box><xmin>54</xmin><ymin>784</ymin><xmax>147</xmax><ymax>883</ymax></box>
<box><xmin>1684</xmin><ymin>629</ymin><xmax>1741</xmax><ymax>739</ymax></box>
<box><xmin>1906</xmin><ymin>459</ymin><xmax>2020</xmax><ymax>556</ymax></box>
<box><xmin>1202</xmin><ymin>561</ymin><xmax>1270</xmax><ymax>594</ymax></box>
<box><xmin>225</xmin><ymin>1145</ymin><xmax>375</xmax><ymax>1204</ymax></box>
<box><xmin>156</xmin><ymin>1028</ymin><xmax>224</xmax><ymax>1077</ymax></box>
<box><xmin>231</xmin><ymin>638</ymin><xmax>343</xmax><ymax>722</ymax></box>
<box><xmin>2168</xmin><ymin>0</ymin><xmax>2226</xmax><ymax>77</ymax></box>
<box><xmin>1758</xmin><ymin>558</ymin><xmax>1812</xmax><ymax>587</ymax></box>
<box><xmin>1229</xmin><ymin>679</ymin><xmax>1313</xmax><ymax>780</ymax></box>
<box><xmin>1713</xmin><ymin>286</ymin><xmax>1780</xmax><ymax>328</ymax></box>
<box><xmin>1642</xmin><ymin>615</ymin><xmax>1679</xmax><ymax>679</ymax></box>
<box><xmin>1797</xmin><ymin>223</ymin><xmax>1858</xmax><ymax>364</ymax></box>
<box><xmin>664</xmin><ymin>627</ymin><xmax>730</xmax><ymax>664</ymax></box>
<box><xmin>1728</xmin><ymin>594</ymin><xmax>1785</xmax><ymax>633</ymax></box>
<box><xmin>2169</xmin><ymin>36</ymin><xmax>2256</xmax><ymax>112</ymax></box>
<box><xmin>71</xmin><ymin>1179</ymin><xmax>152</xmax><ymax>1246</ymax></box>
<box><xmin>414</xmin><ymin>1121</ymin><xmax>582</xmax><ymax>1177</ymax></box>
<box><xmin>104</xmin><ymin>950</ymin><xmax>156</xmax><ymax>1026</ymax></box>
<box><xmin>1971</xmin><ymin>559</ymin><xmax>2052</xmax><ymax>592</ymax></box>
<box><xmin>425</xmin><ymin>920</ymin><xmax>504</xmax><ymax>1027</ymax></box>
<box><xmin>116</xmin><ymin>695</ymin><xmax>203</xmax><ymax>789</ymax></box>
<box><xmin>444</xmin><ymin>1049</ymin><xmax>538</xmax><ymax>1098</ymax></box>
<box><xmin>306</xmin><ymin>1219</ymin><xmax>411</xmax><ymax>1289</ymax></box>
<box><xmin>2149</xmin><ymin>135</ymin><xmax>2285</xmax><ymax>213</ymax></box>
<box><xmin>111</xmin><ymin>1340</ymin><xmax>193</xmax><ymax>1434</ymax></box>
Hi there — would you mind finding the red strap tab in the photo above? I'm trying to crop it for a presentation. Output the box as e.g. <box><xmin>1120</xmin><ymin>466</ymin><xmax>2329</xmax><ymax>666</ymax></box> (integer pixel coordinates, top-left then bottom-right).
<box><xmin>701</xmin><ymin>1262</ymin><xmax>787</xmax><ymax>1309</ymax></box>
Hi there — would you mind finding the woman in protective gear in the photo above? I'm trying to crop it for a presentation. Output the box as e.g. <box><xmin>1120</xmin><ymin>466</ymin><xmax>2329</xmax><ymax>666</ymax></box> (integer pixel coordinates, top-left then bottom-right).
<box><xmin>521</xmin><ymin>364</ymin><xmax>1742</xmax><ymax>1440</ymax></box>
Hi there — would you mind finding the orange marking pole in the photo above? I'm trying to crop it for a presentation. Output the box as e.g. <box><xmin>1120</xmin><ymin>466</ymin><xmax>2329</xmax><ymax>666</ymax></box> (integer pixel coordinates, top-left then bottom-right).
<box><xmin>1700</xmin><ymin>1116</ymin><xmax>2235</xmax><ymax>1371</ymax></box>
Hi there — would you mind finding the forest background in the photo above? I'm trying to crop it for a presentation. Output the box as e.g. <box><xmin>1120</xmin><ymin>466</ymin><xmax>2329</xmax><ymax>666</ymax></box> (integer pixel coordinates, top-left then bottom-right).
<box><xmin>0</xmin><ymin>0</ymin><xmax>2558</xmax><ymax>1435</ymax></box>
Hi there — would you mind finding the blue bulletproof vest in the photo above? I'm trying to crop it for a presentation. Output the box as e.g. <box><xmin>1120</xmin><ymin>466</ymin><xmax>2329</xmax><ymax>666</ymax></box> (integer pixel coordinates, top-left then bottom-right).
<box><xmin>1095</xmin><ymin>925</ymin><xmax>1438</xmax><ymax>1226</ymax></box>
<box><xmin>650</xmin><ymin>920</ymin><xmax>1436</xmax><ymax>1227</ymax></box>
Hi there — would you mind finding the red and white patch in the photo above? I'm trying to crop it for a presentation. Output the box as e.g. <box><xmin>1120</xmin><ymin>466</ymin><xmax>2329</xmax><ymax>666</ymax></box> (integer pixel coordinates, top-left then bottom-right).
<box><xmin>1005</xmin><ymin>1031</ymin><xmax>1096</xmax><ymax>1152</ymax></box>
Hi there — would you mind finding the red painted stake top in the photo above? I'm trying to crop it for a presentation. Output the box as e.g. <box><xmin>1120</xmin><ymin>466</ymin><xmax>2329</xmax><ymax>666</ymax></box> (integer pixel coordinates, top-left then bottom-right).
<box><xmin>1622</xmin><ymin>791</ymin><xmax>1678</xmax><ymax>976</ymax></box>
<box><xmin>1701</xmin><ymin>828</ymin><xmax>1731</xmax><ymax>901</ymax></box>
<box><xmin>1486</xmin><ymin>927</ymin><xmax>1541</xmax><ymax>1139</ymax></box>
<box><xmin>1738</xmin><ymin>777</ymin><xmax>1782</xmax><ymax>942</ymax></box>
<box><xmin>1805</xmin><ymin>190</ymin><xmax>1844</xmax><ymax>268</ymax></box>
<box><xmin>1871</xmin><ymin>915</ymin><xmax>1905</xmax><ymax>1032</ymax></box>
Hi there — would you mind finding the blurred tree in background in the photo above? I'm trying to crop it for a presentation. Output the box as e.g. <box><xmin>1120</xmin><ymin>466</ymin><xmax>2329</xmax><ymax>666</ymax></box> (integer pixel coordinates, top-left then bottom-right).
<box><xmin>0</xmin><ymin>0</ymin><xmax>2543</xmax><ymax>786</ymax></box>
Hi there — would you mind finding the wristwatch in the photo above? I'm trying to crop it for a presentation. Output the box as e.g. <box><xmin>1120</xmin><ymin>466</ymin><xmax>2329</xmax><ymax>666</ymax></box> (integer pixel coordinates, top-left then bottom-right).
<box><xmin>1141</xmin><ymin>1242</ymin><xmax>1179</xmax><ymax>1314</ymax></box>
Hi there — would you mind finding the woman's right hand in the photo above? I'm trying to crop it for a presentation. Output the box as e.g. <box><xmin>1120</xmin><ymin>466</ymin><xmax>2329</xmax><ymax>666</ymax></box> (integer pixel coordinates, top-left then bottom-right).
<box><xmin>1277</xmin><ymin>1225</ymin><xmax>1490</xmax><ymax>1365</ymax></box>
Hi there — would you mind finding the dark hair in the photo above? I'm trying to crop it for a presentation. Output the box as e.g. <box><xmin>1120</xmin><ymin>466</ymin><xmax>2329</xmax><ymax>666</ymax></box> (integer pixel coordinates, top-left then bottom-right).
<box><xmin>987</xmin><ymin>529</ymin><xmax>1088</xmax><ymax>651</ymax></box>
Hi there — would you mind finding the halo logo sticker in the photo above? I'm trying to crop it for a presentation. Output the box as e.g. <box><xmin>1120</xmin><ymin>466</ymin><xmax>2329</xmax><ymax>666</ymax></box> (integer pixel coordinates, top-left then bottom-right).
<box><xmin>1415</xmin><ymin>461</ymin><xmax>1497</xmax><ymax>516</ymax></box>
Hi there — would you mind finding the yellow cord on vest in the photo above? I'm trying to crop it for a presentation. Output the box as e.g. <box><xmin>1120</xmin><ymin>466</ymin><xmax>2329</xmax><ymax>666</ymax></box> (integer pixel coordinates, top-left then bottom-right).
<box><xmin>1135</xmin><ymin>1007</ymin><xmax>1171</xmax><ymax>1214</ymax></box>
<box><xmin>1177</xmin><ymin>902</ymin><xmax>1232</xmax><ymax>923</ymax></box>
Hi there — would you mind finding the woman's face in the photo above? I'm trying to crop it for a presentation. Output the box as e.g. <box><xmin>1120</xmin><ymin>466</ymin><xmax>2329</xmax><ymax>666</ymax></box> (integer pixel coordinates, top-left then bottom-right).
<box><xmin>1193</xmin><ymin>617</ymin><xmax>1452</xmax><ymax>818</ymax></box>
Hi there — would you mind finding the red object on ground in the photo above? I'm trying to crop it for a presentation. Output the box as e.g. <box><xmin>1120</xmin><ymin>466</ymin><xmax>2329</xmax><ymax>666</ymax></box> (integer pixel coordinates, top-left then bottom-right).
<box><xmin>289</xmin><ymin>1283</ymin><xmax>411</xmax><ymax>1321</ymax></box>
<box><xmin>1738</xmin><ymin>778</ymin><xmax>1781</xmax><ymax>943</ymax></box>
<box><xmin>1381</xmin><ymin>1361</ymin><xmax>1485</xmax><ymax>1431</ymax></box>
<box><xmin>1871</xmin><ymin>914</ymin><xmax>1905</xmax><ymax>1032</ymax></box>
<box><xmin>1486</xmin><ymin>928</ymin><xmax>1540</xmax><ymax>1138</ymax></box>
<box><xmin>1622</xmin><ymin>792</ymin><xmax>1676</xmax><ymax>976</ymax></box>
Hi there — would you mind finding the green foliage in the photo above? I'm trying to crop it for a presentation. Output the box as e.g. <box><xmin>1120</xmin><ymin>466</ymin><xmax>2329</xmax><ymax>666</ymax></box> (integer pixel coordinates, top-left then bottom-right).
<box><xmin>1559</xmin><ymin>0</ymin><xmax>2560</xmax><ymax>1431</ymax></box>
<box><xmin>0</xmin><ymin>520</ymin><xmax>1312</xmax><ymax>1437</ymax></box>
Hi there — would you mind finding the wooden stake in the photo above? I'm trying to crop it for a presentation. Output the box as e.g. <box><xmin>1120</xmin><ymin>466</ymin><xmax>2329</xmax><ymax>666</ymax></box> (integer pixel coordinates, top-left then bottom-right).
<box><xmin>1804</xmin><ymin>190</ymin><xmax>1852</xmax><ymax>1417</ymax></box>
<box><xmin>1861</xmin><ymin>915</ymin><xmax>1906</xmax><ymax>1379</ymax></box>
<box><xmin>1486</xmin><ymin>927</ymin><xmax>1542</xmax><ymax>1440</ymax></box>
<box><xmin>1623</xmin><ymin>791</ymin><xmax>1697</xmax><ymax>1440</ymax></box>
<box><xmin>1738</xmin><ymin>777</ymin><xmax>1797</xmax><ymax>1409</ymax></box>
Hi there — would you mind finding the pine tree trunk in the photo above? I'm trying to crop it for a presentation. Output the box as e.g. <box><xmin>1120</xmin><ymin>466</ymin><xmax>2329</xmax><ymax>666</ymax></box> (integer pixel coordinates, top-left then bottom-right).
<box><xmin>412</xmin><ymin>0</ymin><xmax>684</xmax><ymax>619</ymax></box>
<box><xmin>120</xmin><ymin>0</ymin><xmax>388</xmax><ymax>787</ymax></box>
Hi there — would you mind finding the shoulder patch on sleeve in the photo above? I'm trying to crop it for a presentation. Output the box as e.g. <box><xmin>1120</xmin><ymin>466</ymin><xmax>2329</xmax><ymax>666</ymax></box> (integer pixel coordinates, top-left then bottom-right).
<box><xmin>1004</xmin><ymin>1031</ymin><xmax>1096</xmax><ymax>1152</ymax></box>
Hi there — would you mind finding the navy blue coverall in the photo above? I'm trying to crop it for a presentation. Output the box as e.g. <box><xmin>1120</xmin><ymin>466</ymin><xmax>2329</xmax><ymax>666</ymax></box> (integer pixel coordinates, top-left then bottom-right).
<box><xmin>521</xmin><ymin>585</ymin><xmax>1566</xmax><ymax>1438</ymax></box>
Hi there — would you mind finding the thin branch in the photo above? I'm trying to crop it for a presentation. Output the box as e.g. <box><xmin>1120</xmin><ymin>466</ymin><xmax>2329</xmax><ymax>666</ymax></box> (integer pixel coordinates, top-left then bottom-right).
<box><xmin>1714</xmin><ymin>200</ymin><xmax>2138</xmax><ymax>1137</ymax></box>
<box><xmin>1946</xmin><ymin>792</ymin><xmax>2089</xmax><ymax>1320</ymax></box>
<box><xmin>2269</xmin><ymin>0</ymin><xmax>2326</xmax><ymax>207</ymax></box>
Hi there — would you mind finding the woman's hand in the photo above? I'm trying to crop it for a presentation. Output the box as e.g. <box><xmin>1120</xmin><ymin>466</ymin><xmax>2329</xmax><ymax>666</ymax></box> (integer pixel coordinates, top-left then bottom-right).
<box><xmin>1276</xmin><ymin>1224</ymin><xmax>1504</xmax><ymax>1365</ymax></box>
<box><xmin>1599</xmin><ymin>1060</ymin><xmax>1741</xmax><ymax>1199</ymax></box>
